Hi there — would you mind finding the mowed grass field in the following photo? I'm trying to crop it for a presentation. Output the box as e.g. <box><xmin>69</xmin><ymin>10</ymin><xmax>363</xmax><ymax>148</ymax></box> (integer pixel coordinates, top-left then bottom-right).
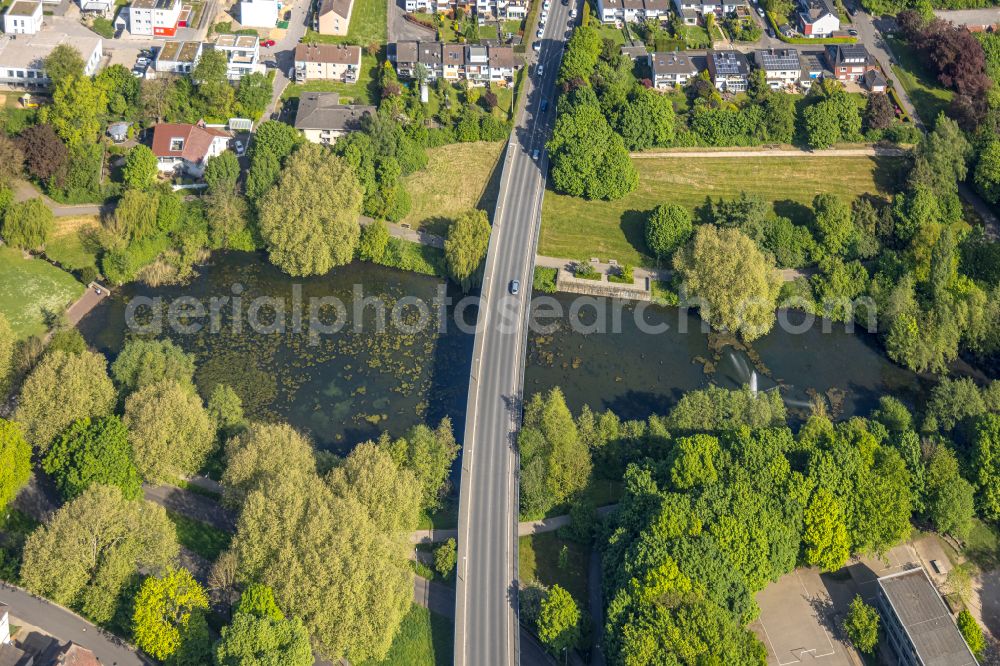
<box><xmin>44</xmin><ymin>215</ymin><xmax>100</xmax><ymax>272</ymax></box>
<box><xmin>540</xmin><ymin>154</ymin><xmax>905</xmax><ymax>266</ymax></box>
<box><xmin>402</xmin><ymin>141</ymin><xmax>505</xmax><ymax>236</ymax></box>
<box><xmin>303</xmin><ymin>0</ymin><xmax>387</xmax><ymax>45</ymax></box>
<box><xmin>0</xmin><ymin>246</ymin><xmax>83</xmax><ymax>339</ymax></box>
<box><xmin>360</xmin><ymin>605</ymin><xmax>453</xmax><ymax>666</ymax></box>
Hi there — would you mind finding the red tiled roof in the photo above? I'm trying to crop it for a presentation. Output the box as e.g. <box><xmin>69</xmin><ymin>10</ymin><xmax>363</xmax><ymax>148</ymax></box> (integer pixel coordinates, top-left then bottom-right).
<box><xmin>151</xmin><ymin>122</ymin><xmax>230</xmax><ymax>162</ymax></box>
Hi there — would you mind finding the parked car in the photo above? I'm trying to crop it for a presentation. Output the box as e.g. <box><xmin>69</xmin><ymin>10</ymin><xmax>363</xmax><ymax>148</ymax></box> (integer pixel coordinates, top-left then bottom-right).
<box><xmin>135</xmin><ymin>57</ymin><xmax>149</xmax><ymax>66</ymax></box>
<box><xmin>539</xmin><ymin>13</ymin><xmax>547</xmax><ymax>24</ymax></box>
<box><xmin>570</xmin><ymin>7</ymin><xmax>577</xmax><ymax>17</ymax></box>
<box><xmin>847</xmin><ymin>28</ymin><xmax>858</xmax><ymax>36</ymax></box>
<box><xmin>536</xmin><ymin>27</ymin><xmax>544</xmax><ymax>37</ymax></box>
<box><xmin>543</xmin><ymin>0</ymin><xmax>550</xmax><ymax>8</ymax></box>
<box><xmin>533</xmin><ymin>41</ymin><xmax>541</xmax><ymax>51</ymax></box>
<box><xmin>262</xmin><ymin>39</ymin><xmax>276</xmax><ymax>47</ymax></box>
<box><xmin>509</xmin><ymin>279</ymin><xmax>520</xmax><ymax>294</ymax></box>
<box><xmin>536</xmin><ymin>64</ymin><xmax>544</xmax><ymax>76</ymax></box>
<box><xmin>540</xmin><ymin>99</ymin><xmax>548</xmax><ymax>112</ymax></box>
<box><xmin>756</xmin><ymin>6</ymin><xmax>764</xmax><ymax>15</ymax></box>
<box><xmin>532</xmin><ymin>148</ymin><xmax>539</xmax><ymax>160</ymax></box>
<box><xmin>234</xmin><ymin>139</ymin><xmax>246</xmax><ymax>155</ymax></box>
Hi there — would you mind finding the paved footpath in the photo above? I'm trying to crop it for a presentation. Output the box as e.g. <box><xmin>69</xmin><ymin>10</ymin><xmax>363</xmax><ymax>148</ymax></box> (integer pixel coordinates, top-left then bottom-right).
<box><xmin>629</xmin><ymin>147</ymin><xmax>909</xmax><ymax>159</ymax></box>
<box><xmin>0</xmin><ymin>583</ymin><xmax>151</xmax><ymax>666</ymax></box>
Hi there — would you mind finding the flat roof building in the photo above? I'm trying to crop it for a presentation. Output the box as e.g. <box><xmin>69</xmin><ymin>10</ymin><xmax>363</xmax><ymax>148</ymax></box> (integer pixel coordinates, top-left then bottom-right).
<box><xmin>0</xmin><ymin>31</ymin><xmax>103</xmax><ymax>88</ymax></box>
<box><xmin>877</xmin><ymin>569</ymin><xmax>979</xmax><ymax>666</ymax></box>
<box><xmin>3</xmin><ymin>1</ymin><xmax>43</xmax><ymax>35</ymax></box>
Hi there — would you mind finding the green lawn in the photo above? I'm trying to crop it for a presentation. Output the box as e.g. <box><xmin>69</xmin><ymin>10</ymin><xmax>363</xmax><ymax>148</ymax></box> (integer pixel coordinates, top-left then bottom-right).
<box><xmin>0</xmin><ymin>246</ymin><xmax>84</xmax><ymax>339</ymax></box>
<box><xmin>594</xmin><ymin>23</ymin><xmax>627</xmax><ymax>46</ymax></box>
<box><xmin>402</xmin><ymin>141</ymin><xmax>505</xmax><ymax>235</ymax></box>
<box><xmin>45</xmin><ymin>216</ymin><xmax>100</xmax><ymax>272</ymax></box>
<box><xmin>518</xmin><ymin>533</ymin><xmax>589</xmax><ymax>609</ymax></box>
<box><xmin>166</xmin><ymin>511</ymin><xmax>231</xmax><ymax>561</ymax></box>
<box><xmin>281</xmin><ymin>53</ymin><xmax>379</xmax><ymax>104</ymax></box>
<box><xmin>303</xmin><ymin>0</ymin><xmax>386</xmax><ymax>44</ymax></box>
<box><xmin>540</xmin><ymin>154</ymin><xmax>904</xmax><ymax>266</ymax></box>
<box><xmin>886</xmin><ymin>36</ymin><xmax>953</xmax><ymax>126</ymax></box>
<box><xmin>360</xmin><ymin>605</ymin><xmax>454</xmax><ymax>666</ymax></box>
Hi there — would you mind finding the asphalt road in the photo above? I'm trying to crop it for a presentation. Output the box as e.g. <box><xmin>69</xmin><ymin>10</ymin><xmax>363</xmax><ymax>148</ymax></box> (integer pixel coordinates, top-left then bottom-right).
<box><xmin>453</xmin><ymin>1</ymin><xmax>574</xmax><ymax>664</ymax></box>
<box><xmin>0</xmin><ymin>583</ymin><xmax>151</xmax><ymax>666</ymax></box>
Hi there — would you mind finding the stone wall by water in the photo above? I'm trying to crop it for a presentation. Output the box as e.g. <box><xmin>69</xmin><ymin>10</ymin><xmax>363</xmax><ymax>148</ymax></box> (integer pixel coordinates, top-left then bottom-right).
<box><xmin>554</xmin><ymin>269</ymin><xmax>651</xmax><ymax>301</ymax></box>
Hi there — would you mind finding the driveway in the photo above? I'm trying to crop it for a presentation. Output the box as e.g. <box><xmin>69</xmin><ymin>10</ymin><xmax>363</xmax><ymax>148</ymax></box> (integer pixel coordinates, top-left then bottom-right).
<box><xmin>852</xmin><ymin>10</ymin><xmax>921</xmax><ymax>126</ymax></box>
<box><xmin>388</xmin><ymin>0</ymin><xmax>435</xmax><ymax>42</ymax></box>
<box><xmin>261</xmin><ymin>0</ymin><xmax>311</xmax><ymax>122</ymax></box>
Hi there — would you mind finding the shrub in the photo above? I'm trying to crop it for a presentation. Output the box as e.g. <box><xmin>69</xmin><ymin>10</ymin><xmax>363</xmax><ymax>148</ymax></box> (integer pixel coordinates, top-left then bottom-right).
<box><xmin>533</xmin><ymin>266</ymin><xmax>558</xmax><ymax>293</ymax></box>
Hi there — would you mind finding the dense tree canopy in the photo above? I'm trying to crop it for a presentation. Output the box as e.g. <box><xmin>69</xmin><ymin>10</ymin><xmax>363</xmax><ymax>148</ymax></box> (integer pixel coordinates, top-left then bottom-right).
<box><xmin>2</xmin><ymin>198</ymin><xmax>54</xmax><ymax>250</ymax></box>
<box><xmin>42</xmin><ymin>416</ymin><xmax>142</xmax><ymax>501</ymax></box>
<box><xmin>124</xmin><ymin>380</ymin><xmax>215</xmax><ymax>482</ymax></box>
<box><xmin>673</xmin><ymin>225</ymin><xmax>781</xmax><ymax>341</ymax></box>
<box><xmin>258</xmin><ymin>143</ymin><xmax>364</xmax><ymax>276</ymax></box>
<box><xmin>112</xmin><ymin>338</ymin><xmax>197</xmax><ymax>394</ymax></box>
<box><xmin>444</xmin><ymin>209</ymin><xmax>491</xmax><ymax>292</ymax></box>
<box><xmin>132</xmin><ymin>567</ymin><xmax>211</xmax><ymax>662</ymax></box>
<box><xmin>20</xmin><ymin>484</ymin><xmax>177</xmax><ymax>623</ymax></box>
<box><xmin>123</xmin><ymin>145</ymin><xmax>158</xmax><ymax>190</ymax></box>
<box><xmin>0</xmin><ymin>419</ymin><xmax>31</xmax><ymax>514</ymax></box>
<box><xmin>15</xmin><ymin>350</ymin><xmax>116</xmax><ymax>449</ymax></box>
<box><xmin>548</xmin><ymin>88</ymin><xmax>637</xmax><ymax>201</ymax></box>
<box><xmin>645</xmin><ymin>203</ymin><xmax>692</xmax><ymax>261</ymax></box>
<box><xmin>519</xmin><ymin>387</ymin><xmax>592</xmax><ymax>518</ymax></box>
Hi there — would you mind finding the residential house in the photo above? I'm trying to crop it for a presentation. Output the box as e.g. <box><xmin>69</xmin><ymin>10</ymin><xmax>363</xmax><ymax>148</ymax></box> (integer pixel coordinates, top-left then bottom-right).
<box><xmin>707</xmin><ymin>49</ymin><xmax>749</xmax><ymax>92</ymax></box>
<box><xmin>465</xmin><ymin>44</ymin><xmax>489</xmax><ymax>84</ymax></box>
<box><xmin>672</xmin><ymin>0</ymin><xmax>738</xmax><ymax>24</ymax></box>
<box><xmin>863</xmin><ymin>68</ymin><xmax>887</xmax><ymax>92</ymax></box>
<box><xmin>3</xmin><ymin>1</ymin><xmax>43</xmax><ymax>35</ymax></box>
<box><xmin>315</xmin><ymin>0</ymin><xmax>353</xmax><ymax>36</ymax></box>
<box><xmin>487</xmin><ymin>45</ymin><xmax>515</xmax><ymax>84</ymax></box>
<box><xmin>876</xmin><ymin>569</ymin><xmax>979</xmax><ymax>666</ymax></box>
<box><xmin>650</xmin><ymin>50</ymin><xmax>701</xmax><ymax>88</ymax></box>
<box><xmin>294</xmin><ymin>43</ymin><xmax>362</xmax><ymax>82</ymax></box>
<box><xmin>153</xmin><ymin>39</ymin><xmax>202</xmax><ymax>74</ymax></box>
<box><xmin>442</xmin><ymin>43</ymin><xmax>465</xmax><ymax>80</ymax></box>
<box><xmin>798</xmin><ymin>50</ymin><xmax>825</xmax><ymax>89</ymax></box>
<box><xmin>239</xmin><ymin>0</ymin><xmax>278</xmax><ymax>27</ymax></box>
<box><xmin>754</xmin><ymin>48</ymin><xmax>800</xmax><ymax>88</ymax></box>
<box><xmin>599</xmin><ymin>0</ymin><xmax>672</xmax><ymax>22</ymax></box>
<box><xmin>128</xmin><ymin>0</ymin><xmax>182</xmax><ymax>36</ymax></box>
<box><xmin>208</xmin><ymin>34</ymin><xmax>265</xmax><ymax>79</ymax></box>
<box><xmin>390</xmin><ymin>41</ymin><xmax>518</xmax><ymax>85</ymax></box>
<box><xmin>0</xmin><ymin>31</ymin><xmax>102</xmax><ymax>87</ymax></box>
<box><xmin>294</xmin><ymin>92</ymin><xmax>374</xmax><ymax>144</ymax></box>
<box><xmin>151</xmin><ymin>121</ymin><xmax>232</xmax><ymax>176</ymax></box>
<box><xmin>825</xmin><ymin>43</ymin><xmax>875</xmax><ymax>81</ymax></box>
<box><xmin>797</xmin><ymin>0</ymin><xmax>839</xmax><ymax>37</ymax></box>
<box><xmin>620</xmin><ymin>45</ymin><xmax>649</xmax><ymax>60</ymax></box>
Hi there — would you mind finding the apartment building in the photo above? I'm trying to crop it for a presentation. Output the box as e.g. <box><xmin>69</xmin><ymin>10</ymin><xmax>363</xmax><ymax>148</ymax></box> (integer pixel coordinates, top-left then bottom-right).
<box><xmin>128</xmin><ymin>0</ymin><xmax>182</xmax><ymax>36</ymax></box>
<box><xmin>294</xmin><ymin>42</ymin><xmax>362</xmax><ymax>82</ymax></box>
<box><xmin>208</xmin><ymin>34</ymin><xmax>265</xmax><ymax>79</ymax></box>
<box><xmin>315</xmin><ymin>0</ymin><xmax>353</xmax><ymax>36</ymax></box>
<box><xmin>154</xmin><ymin>39</ymin><xmax>202</xmax><ymax>74</ymax></box>
<box><xmin>598</xmin><ymin>0</ymin><xmax>669</xmax><ymax>23</ymax></box>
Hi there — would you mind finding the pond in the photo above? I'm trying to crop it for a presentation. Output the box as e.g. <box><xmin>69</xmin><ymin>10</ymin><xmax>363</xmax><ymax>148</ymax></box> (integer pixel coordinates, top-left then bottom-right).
<box><xmin>80</xmin><ymin>255</ymin><xmax>930</xmax><ymax>451</ymax></box>
<box><xmin>523</xmin><ymin>293</ymin><xmax>930</xmax><ymax>423</ymax></box>
<box><xmin>79</xmin><ymin>252</ymin><xmax>476</xmax><ymax>453</ymax></box>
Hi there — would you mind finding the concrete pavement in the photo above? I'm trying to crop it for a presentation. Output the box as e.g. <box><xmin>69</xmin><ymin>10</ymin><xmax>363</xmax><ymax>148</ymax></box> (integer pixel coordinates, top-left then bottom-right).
<box><xmin>453</xmin><ymin>0</ymin><xmax>576</xmax><ymax>663</ymax></box>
